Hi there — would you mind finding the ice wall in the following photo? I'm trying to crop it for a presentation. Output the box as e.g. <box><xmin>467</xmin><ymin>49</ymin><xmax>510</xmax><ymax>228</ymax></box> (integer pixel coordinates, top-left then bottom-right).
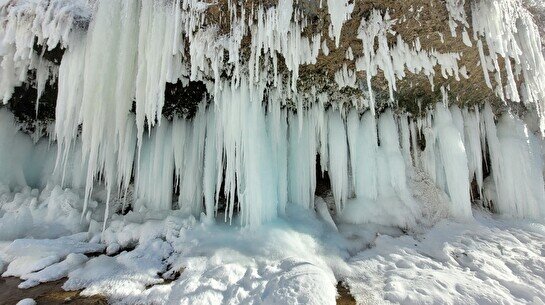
<box><xmin>1</xmin><ymin>0</ymin><xmax>545</xmax><ymax>227</ymax></box>
<box><xmin>2</xmin><ymin>98</ymin><xmax>545</xmax><ymax>228</ymax></box>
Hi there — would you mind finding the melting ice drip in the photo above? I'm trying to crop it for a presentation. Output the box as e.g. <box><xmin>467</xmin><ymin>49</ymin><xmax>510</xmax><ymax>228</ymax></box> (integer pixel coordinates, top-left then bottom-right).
<box><xmin>0</xmin><ymin>0</ymin><xmax>545</xmax><ymax>227</ymax></box>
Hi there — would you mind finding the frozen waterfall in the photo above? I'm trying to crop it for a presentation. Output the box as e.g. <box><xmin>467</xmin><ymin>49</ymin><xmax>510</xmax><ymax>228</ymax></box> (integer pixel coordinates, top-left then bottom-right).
<box><xmin>1</xmin><ymin>0</ymin><xmax>545</xmax><ymax>228</ymax></box>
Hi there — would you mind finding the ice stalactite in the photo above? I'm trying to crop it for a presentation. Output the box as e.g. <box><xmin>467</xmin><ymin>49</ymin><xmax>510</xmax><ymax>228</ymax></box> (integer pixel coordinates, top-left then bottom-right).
<box><xmin>472</xmin><ymin>0</ymin><xmax>545</xmax><ymax>132</ymax></box>
<box><xmin>327</xmin><ymin>0</ymin><xmax>353</xmax><ymax>48</ymax></box>
<box><xmin>176</xmin><ymin>105</ymin><xmax>207</xmax><ymax>217</ymax></box>
<box><xmin>341</xmin><ymin>110</ymin><xmax>419</xmax><ymax>227</ymax></box>
<box><xmin>288</xmin><ymin>110</ymin><xmax>318</xmax><ymax>211</ymax></box>
<box><xmin>0</xmin><ymin>110</ymin><xmax>33</xmax><ymax>188</ymax></box>
<box><xmin>202</xmin><ymin>107</ymin><xmax>218</xmax><ymax>222</ymax></box>
<box><xmin>3</xmin><ymin>98</ymin><xmax>545</xmax><ymax>227</ymax></box>
<box><xmin>268</xmin><ymin>100</ymin><xmax>289</xmax><ymax>216</ymax></box>
<box><xmin>135</xmin><ymin>0</ymin><xmax>184</xmax><ymax>143</ymax></box>
<box><xmin>399</xmin><ymin>114</ymin><xmax>413</xmax><ymax>167</ymax></box>
<box><xmin>327</xmin><ymin>110</ymin><xmax>349</xmax><ymax>214</ymax></box>
<box><xmin>135</xmin><ymin>121</ymin><xmax>173</xmax><ymax>212</ymax></box>
<box><xmin>429</xmin><ymin>103</ymin><xmax>472</xmax><ymax>220</ymax></box>
<box><xmin>216</xmin><ymin>80</ymin><xmax>279</xmax><ymax>227</ymax></box>
<box><xmin>483</xmin><ymin>104</ymin><xmax>545</xmax><ymax>218</ymax></box>
<box><xmin>462</xmin><ymin>107</ymin><xmax>484</xmax><ymax>199</ymax></box>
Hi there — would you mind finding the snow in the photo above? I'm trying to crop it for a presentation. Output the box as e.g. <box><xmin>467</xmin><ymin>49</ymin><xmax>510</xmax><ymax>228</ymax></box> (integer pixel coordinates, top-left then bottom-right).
<box><xmin>345</xmin><ymin>212</ymin><xmax>545</xmax><ymax>305</ymax></box>
<box><xmin>16</xmin><ymin>298</ymin><xmax>36</xmax><ymax>305</ymax></box>
<box><xmin>64</xmin><ymin>238</ymin><xmax>173</xmax><ymax>299</ymax></box>
<box><xmin>19</xmin><ymin>253</ymin><xmax>88</xmax><ymax>289</ymax></box>
<box><xmin>1</xmin><ymin>183</ymin><xmax>545</xmax><ymax>304</ymax></box>
<box><xmin>1</xmin><ymin>234</ymin><xmax>104</xmax><ymax>280</ymax></box>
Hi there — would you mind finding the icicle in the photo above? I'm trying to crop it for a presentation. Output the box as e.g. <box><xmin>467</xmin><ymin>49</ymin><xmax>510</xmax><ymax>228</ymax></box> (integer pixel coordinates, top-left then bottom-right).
<box><xmin>341</xmin><ymin>109</ymin><xmax>418</xmax><ymax>227</ymax></box>
<box><xmin>135</xmin><ymin>120</ymin><xmax>174</xmax><ymax>211</ymax></box>
<box><xmin>327</xmin><ymin>0</ymin><xmax>353</xmax><ymax>47</ymax></box>
<box><xmin>462</xmin><ymin>108</ymin><xmax>484</xmax><ymax>199</ymax></box>
<box><xmin>409</xmin><ymin>119</ymin><xmax>420</xmax><ymax>168</ymax></box>
<box><xmin>268</xmin><ymin>101</ymin><xmax>288</xmax><ymax>215</ymax></box>
<box><xmin>472</xmin><ymin>0</ymin><xmax>545</xmax><ymax>132</ymax></box>
<box><xmin>399</xmin><ymin>114</ymin><xmax>412</xmax><ymax>166</ymax></box>
<box><xmin>482</xmin><ymin>104</ymin><xmax>545</xmax><ymax>218</ymax></box>
<box><xmin>327</xmin><ymin>110</ymin><xmax>349</xmax><ymax>213</ymax></box>
<box><xmin>203</xmin><ymin>108</ymin><xmax>218</xmax><ymax>221</ymax></box>
<box><xmin>421</xmin><ymin>112</ymin><xmax>437</xmax><ymax>183</ymax></box>
<box><xmin>433</xmin><ymin>103</ymin><xmax>472</xmax><ymax>220</ymax></box>
<box><xmin>377</xmin><ymin>110</ymin><xmax>417</xmax><ymax>215</ymax></box>
<box><xmin>346</xmin><ymin>110</ymin><xmax>360</xmax><ymax>193</ymax></box>
<box><xmin>288</xmin><ymin>111</ymin><xmax>317</xmax><ymax>210</ymax></box>
<box><xmin>178</xmin><ymin>105</ymin><xmax>207</xmax><ymax>216</ymax></box>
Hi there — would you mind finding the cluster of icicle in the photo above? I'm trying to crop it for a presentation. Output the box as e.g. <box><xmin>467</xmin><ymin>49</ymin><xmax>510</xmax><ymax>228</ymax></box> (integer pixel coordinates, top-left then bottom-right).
<box><xmin>0</xmin><ymin>0</ymin><xmax>544</xmax><ymax>227</ymax></box>
<box><xmin>2</xmin><ymin>94</ymin><xmax>545</xmax><ymax>227</ymax></box>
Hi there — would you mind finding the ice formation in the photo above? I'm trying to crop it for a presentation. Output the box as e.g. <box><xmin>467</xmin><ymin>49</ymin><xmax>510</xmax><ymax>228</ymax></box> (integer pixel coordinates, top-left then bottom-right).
<box><xmin>0</xmin><ymin>0</ymin><xmax>545</xmax><ymax>229</ymax></box>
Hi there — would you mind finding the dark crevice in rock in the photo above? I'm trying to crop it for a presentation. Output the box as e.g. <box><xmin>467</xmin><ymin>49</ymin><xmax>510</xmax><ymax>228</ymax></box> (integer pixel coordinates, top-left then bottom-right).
<box><xmin>4</xmin><ymin>71</ymin><xmax>57</xmax><ymax>131</ymax></box>
<box><xmin>33</xmin><ymin>38</ymin><xmax>65</xmax><ymax>65</ymax></box>
<box><xmin>162</xmin><ymin>80</ymin><xmax>208</xmax><ymax>119</ymax></box>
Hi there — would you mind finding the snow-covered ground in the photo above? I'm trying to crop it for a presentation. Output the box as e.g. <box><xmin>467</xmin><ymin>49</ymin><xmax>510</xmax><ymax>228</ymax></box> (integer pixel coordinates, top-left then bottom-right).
<box><xmin>1</xmin><ymin>184</ymin><xmax>544</xmax><ymax>305</ymax></box>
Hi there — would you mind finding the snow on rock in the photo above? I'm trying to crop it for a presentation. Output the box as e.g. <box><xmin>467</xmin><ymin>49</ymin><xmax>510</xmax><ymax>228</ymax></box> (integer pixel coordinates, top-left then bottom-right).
<box><xmin>19</xmin><ymin>253</ymin><xmax>88</xmax><ymax>289</ymax></box>
<box><xmin>1</xmin><ymin>197</ymin><xmax>544</xmax><ymax>304</ymax></box>
<box><xmin>18</xmin><ymin>205</ymin><xmax>345</xmax><ymax>304</ymax></box>
<box><xmin>3</xmin><ymin>254</ymin><xmax>62</xmax><ymax>278</ymax></box>
<box><xmin>16</xmin><ymin>298</ymin><xmax>36</xmax><ymax>305</ymax></box>
<box><xmin>63</xmin><ymin>238</ymin><xmax>173</xmax><ymax>300</ymax></box>
<box><xmin>0</xmin><ymin>181</ymin><xmax>99</xmax><ymax>241</ymax></box>
<box><xmin>1</xmin><ymin>233</ymin><xmax>104</xmax><ymax>278</ymax></box>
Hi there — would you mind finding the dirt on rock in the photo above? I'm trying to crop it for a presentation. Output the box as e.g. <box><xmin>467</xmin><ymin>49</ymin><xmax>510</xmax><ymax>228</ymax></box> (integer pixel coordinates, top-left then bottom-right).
<box><xmin>0</xmin><ymin>277</ymin><xmax>108</xmax><ymax>305</ymax></box>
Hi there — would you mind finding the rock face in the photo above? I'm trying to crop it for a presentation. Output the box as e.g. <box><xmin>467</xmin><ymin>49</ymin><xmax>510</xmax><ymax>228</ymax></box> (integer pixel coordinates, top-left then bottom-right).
<box><xmin>1</xmin><ymin>0</ymin><xmax>544</xmax><ymax>125</ymax></box>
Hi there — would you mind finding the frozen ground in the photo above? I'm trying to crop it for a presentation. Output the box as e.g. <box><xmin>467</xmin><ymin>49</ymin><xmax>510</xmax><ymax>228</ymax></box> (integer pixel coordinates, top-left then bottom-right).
<box><xmin>1</xmin><ymin>184</ymin><xmax>544</xmax><ymax>305</ymax></box>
